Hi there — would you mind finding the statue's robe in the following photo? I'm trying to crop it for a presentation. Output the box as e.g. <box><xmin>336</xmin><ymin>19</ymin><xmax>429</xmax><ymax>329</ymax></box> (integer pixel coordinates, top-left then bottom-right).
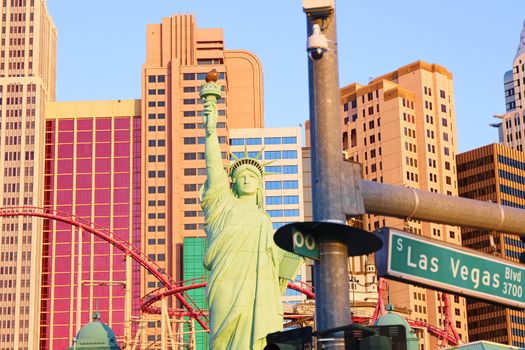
<box><xmin>201</xmin><ymin>176</ymin><xmax>284</xmax><ymax>350</ymax></box>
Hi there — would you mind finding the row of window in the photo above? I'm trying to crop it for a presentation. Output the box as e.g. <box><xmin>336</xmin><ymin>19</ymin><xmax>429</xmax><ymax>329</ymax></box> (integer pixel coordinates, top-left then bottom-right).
<box><xmin>183</xmin><ymin>72</ymin><xmax>225</xmax><ymax>81</ymax></box>
<box><xmin>499</xmin><ymin>169</ymin><xmax>525</xmax><ymax>185</ymax></box>
<box><xmin>502</xmin><ymin>199</ymin><xmax>525</xmax><ymax>210</ymax></box>
<box><xmin>183</xmin><ymin>98</ymin><xmax>225</xmax><ymax>105</ymax></box>
<box><xmin>266</xmin><ymin>195</ymin><xmax>299</xmax><ymax>205</ymax></box>
<box><xmin>147</xmin><ymin>89</ymin><xmax>166</xmax><ymax>95</ymax></box>
<box><xmin>148</xmin><ymin>113</ymin><xmax>165</xmax><ymax>119</ymax></box>
<box><xmin>184</xmin><ymin>152</ymin><xmax>228</xmax><ymax>160</ymax></box>
<box><xmin>148</xmin><ymin>154</ymin><xmax>165</xmax><ymax>162</ymax></box>
<box><xmin>147</xmin><ymin>213</ymin><xmax>166</xmax><ymax>219</ymax></box>
<box><xmin>498</xmin><ymin>154</ymin><xmax>525</xmax><ymax>171</ymax></box>
<box><xmin>500</xmin><ymin>184</ymin><xmax>525</xmax><ymax>199</ymax></box>
<box><xmin>267</xmin><ymin>209</ymin><xmax>300</xmax><ymax>217</ymax></box>
<box><xmin>147</xmin><ymin>186</ymin><xmax>165</xmax><ymax>194</ymax></box>
<box><xmin>147</xmin><ymin>75</ymin><xmax>166</xmax><ymax>83</ymax></box>
<box><xmin>264</xmin><ymin>165</ymin><xmax>298</xmax><ymax>174</ymax></box>
<box><xmin>148</xmin><ymin>140</ymin><xmax>165</xmax><ymax>147</ymax></box>
<box><xmin>183</xmin><ymin>109</ymin><xmax>225</xmax><ymax>118</ymax></box>
<box><xmin>457</xmin><ymin>155</ymin><xmax>492</xmax><ymax>172</ymax></box>
<box><xmin>184</xmin><ymin>223</ymin><xmax>204</xmax><ymax>230</ymax></box>
<box><xmin>148</xmin><ymin>238</ymin><xmax>166</xmax><ymax>245</ymax></box>
<box><xmin>147</xmin><ymin>226</ymin><xmax>166</xmax><ymax>233</ymax></box>
<box><xmin>265</xmin><ymin>180</ymin><xmax>299</xmax><ymax>190</ymax></box>
<box><xmin>184</xmin><ymin>136</ymin><xmax>226</xmax><ymax>145</ymax></box>
<box><xmin>147</xmin><ymin>253</ymin><xmax>165</xmax><ymax>261</ymax></box>
<box><xmin>148</xmin><ymin>100</ymin><xmax>165</xmax><ymax>107</ymax></box>
<box><xmin>230</xmin><ymin>136</ymin><xmax>297</xmax><ymax>146</ymax></box>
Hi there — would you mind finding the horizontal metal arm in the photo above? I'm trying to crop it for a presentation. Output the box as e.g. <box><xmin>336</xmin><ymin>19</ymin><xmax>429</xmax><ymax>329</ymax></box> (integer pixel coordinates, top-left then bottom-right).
<box><xmin>360</xmin><ymin>180</ymin><xmax>525</xmax><ymax>236</ymax></box>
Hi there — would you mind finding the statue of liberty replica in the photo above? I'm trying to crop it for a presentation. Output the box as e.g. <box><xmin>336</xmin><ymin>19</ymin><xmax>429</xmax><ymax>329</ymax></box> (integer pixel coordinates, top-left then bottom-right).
<box><xmin>199</xmin><ymin>71</ymin><xmax>302</xmax><ymax>349</ymax></box>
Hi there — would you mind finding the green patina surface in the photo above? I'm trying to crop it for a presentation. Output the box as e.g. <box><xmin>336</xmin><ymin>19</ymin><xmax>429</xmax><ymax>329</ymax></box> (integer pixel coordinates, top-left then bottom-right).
<box><xmin>67</xmin><ymin>312</ymin><xmax>121</xmax><ymax>350</ymax></box>
<box><xmin>199</xmin><ymin>77</ymin><xmax>302</xmax><ymax>350</ymax></box>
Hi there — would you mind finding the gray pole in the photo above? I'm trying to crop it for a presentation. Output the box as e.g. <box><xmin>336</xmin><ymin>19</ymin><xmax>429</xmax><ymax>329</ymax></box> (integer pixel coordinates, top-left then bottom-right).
<box><xmin>307</xmin><ymin>7</ymin><xmax>351</xmax><ymax>349</ymax></box>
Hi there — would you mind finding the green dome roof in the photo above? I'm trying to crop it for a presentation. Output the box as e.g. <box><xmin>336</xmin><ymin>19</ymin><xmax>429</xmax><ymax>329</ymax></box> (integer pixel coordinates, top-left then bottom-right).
<box><xmin>374</xmin><ymin>312</ymin><xmax>411</xmax><ymax>328</ymax></box>
<box><xmin>373</xmin><ymin>304</ymin><xmax>419</xmax><ymax>350</ymax></box>
<box><xmin>67</xmin><ymin>312</ymin><xmax>121</xmax><ymax>350</ymax></box>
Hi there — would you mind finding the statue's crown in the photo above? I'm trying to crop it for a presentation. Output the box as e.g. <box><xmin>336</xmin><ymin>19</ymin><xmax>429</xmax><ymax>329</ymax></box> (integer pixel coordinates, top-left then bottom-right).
<box><xmin>229</xmin><ymin>147</ymin><xmax>276</xmax><ymax>179</ymax></box>
<box><xmin>230</xmin><ymin>157</ymin><xmax>264</xmax><ymax>178</ymax></box>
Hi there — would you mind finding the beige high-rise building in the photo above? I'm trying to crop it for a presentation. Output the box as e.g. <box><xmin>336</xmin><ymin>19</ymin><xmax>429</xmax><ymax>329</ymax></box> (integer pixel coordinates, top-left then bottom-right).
<box><xmin>141</xmin><ymin>14</ymin><xmax>263</xmax><ymax>345</ymax></box>
<box><xmin>0</xmin><ymin>1</ymin><xmax>56</xmax><ymax>349</ymax></box>
<box><xmin>341</xmin><ymin>61</ymin><xmax>468</xmax><ymax>348</ymax></box>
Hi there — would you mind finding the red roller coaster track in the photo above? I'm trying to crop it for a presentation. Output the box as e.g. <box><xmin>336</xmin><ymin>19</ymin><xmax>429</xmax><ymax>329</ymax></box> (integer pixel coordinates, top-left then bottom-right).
<box><xmin>0</xmin><ymin>206</ymin><xmax>209</xmax><ymax>329</ymax></box>
<box><xmin>3</xmin><ymin>206</ymin><xmax>460</xmax><ymax>345</ymax></box>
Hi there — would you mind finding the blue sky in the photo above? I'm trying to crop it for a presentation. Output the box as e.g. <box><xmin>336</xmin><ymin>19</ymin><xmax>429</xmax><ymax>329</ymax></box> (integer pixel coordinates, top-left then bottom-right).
<box><xmin>46</xmin><ymin>1</ymin><xmax>524</xmax><ymax>153</ymax></box>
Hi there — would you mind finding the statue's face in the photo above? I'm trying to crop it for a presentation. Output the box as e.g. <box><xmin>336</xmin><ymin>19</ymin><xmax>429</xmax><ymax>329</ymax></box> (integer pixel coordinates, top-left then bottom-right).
<box><xmin>234</xmin><ymin>168</ymin><xmax>260</xmax><ymax>197</ymax></box>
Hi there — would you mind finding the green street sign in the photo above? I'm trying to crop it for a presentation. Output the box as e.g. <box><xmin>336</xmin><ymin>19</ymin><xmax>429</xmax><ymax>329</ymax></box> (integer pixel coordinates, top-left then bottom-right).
<box><xmin>292</xmin><ymin>228</ymin><xmax>319</xmax><ymax>260</ymax></box>
<box><xmin>375</xmin><ymin>228</ymin><xmax>525</xmax><ymax>309</ymax></box>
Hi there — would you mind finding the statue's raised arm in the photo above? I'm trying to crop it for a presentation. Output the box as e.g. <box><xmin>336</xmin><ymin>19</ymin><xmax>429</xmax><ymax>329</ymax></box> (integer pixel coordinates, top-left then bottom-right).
<box><xmin>200</xmin><ymin>70</ymin><xmax>229</xmax><ymax>194</ymax></box>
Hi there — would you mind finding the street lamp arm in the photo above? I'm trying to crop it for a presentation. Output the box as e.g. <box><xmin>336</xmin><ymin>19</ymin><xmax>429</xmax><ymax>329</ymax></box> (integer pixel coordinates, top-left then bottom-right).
<box><xmin>360</xmin><ymin>180</ymin><xmax>525</xmax><ymax>235</ymax></box>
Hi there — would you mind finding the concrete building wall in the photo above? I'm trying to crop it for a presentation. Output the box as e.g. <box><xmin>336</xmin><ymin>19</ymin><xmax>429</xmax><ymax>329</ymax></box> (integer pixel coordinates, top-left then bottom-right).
<box><xmin>0</xmin><ymin>1</ymin><xmax>57</xmax><ymax>349</ymax></box>
<box><xmin>341</xmin><ymin>61</ymin><xmax>468</xmax><ymax>348</ymax></box>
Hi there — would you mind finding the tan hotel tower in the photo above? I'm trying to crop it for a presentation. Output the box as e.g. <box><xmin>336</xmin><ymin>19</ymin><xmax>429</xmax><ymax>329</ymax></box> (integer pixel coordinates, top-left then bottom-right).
<box><xmin>0</xmin><ymin>1</ymin><xmax>56</xmax><ymax>349</ymax></box>
<box><xmin>140</xmin><ymin>14</ymin><xmax>264</xmax><ymax>341</ymax></box>
<box><xmin>341</xmin><ymin>61</ymin><xmax>468</xmax><ymax>348</ymax></box>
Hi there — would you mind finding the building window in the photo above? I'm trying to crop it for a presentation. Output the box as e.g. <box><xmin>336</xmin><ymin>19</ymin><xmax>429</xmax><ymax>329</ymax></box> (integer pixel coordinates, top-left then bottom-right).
<box><xmin>264</xmin><ymin>137</ymin><xmax>281</xmax><ymax>144</ymax></box>
<box><xmin>282</xmin><ymin>137</ymin><xmax>297</xmax><ymax>144</ymax></box>
<box><xmin>265</xmin><ymin>151</ymin><xmax>281</xmax><ymax>160</ymax></box>
<box><xmin>282</xmin><ymin>150</ymin><xmax>297</xmax><ymax>159</ymax></box>
<box><xmin>246</xmin><ymin>138</ymin><xmax>262</xmax><ymax>145</ymax></box>
<box><xmin>230</xmin><ymin>138</ymin><xmax>244</xmax><ymax>145</ymax></box>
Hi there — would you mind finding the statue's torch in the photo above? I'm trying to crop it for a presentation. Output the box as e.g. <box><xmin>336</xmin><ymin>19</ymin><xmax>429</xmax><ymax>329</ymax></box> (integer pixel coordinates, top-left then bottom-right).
<box><xmin>199</xmin><ymin>69</ymin><xmax>222</xmax><ymax>105</ymax></box>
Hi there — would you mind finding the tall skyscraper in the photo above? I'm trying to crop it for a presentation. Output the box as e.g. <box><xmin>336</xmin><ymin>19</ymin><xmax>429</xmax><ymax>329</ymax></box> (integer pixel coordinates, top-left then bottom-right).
<box><xmin>41</xmin><ymin>100</ymin><xmax>141</xmax><ymax>349</ymax></box>
<box><xmin>457</xmin><ymin>143</ymin><xmax>525</xmax><ymax>347</ymax></box>
<box><xmin>0</xmin><ymin>1</ymin><xmax>56</xmax><ymax>349</ymax></box>
<box><xmin>341</xmin><ymin>61</ymin><xmax>468</xmax><ymax>348</ymax></box>
<box><xmin>494</xmin><ymin>19</ymin><xmax>525</xmax><ymax>149</ymax></box>
<box><xmin>141</xmin><ymin>14</ymin><xmax>264</xmax><ymax>345</ymax></box>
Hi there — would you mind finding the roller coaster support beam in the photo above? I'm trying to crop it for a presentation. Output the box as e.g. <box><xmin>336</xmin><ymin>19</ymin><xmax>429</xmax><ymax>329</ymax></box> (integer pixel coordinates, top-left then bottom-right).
<box><xmin>161</xmin><ymin>297</ymin><xmax>167</xmax><ymax>350</ymax></box>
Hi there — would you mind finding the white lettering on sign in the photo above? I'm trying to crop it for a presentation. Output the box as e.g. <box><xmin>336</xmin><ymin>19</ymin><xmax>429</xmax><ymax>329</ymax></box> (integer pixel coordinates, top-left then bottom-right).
<box><xmin>450</xmin><ymin>257</ymin><xmax>500</xmax><ymax>289</ymax></box>
<box><xmin>402</xmin><ymin>240</ymin><xmax>439</xmax><ymax>273</ymax></box>
<box><xmin>505</xmin><ymin>267</ymin><xmax>522</xmax><ymax>283</ymax></box>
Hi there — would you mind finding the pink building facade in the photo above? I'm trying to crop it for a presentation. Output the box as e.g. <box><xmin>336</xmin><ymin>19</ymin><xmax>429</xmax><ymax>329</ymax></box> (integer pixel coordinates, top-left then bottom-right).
<box><xmin>41</xmin><ymin>101</ymin><xmax>141</xmax><ymax>348</ymax></box>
